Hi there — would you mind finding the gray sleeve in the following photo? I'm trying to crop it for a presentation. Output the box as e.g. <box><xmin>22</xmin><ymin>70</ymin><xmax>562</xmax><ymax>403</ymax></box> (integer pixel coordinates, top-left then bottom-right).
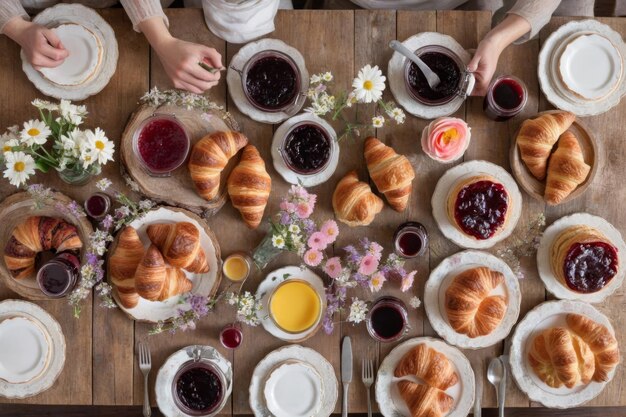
<box><xmin>0</xmin><ymin>0</ymin><xmax>29</xmax><ymax>35</ymax></box>
<box><xmin>505</xmin><ymin>0</ymin><xmax>562</xmax><ymax>44</ymax></box>
<box><xmin>120</xmin><ymin>0</ymin><xmax>169</xmax><ymax>32</ymax></box>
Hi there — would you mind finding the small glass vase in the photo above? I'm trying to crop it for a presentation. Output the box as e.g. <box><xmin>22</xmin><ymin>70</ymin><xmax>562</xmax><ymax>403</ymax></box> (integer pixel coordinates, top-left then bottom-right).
<box><xmin>56</xmin><ymin>165</ymin><xmax>99</xmax><ymax>186</ymax></box>
<box><xmin>252</xmin><ymin>230</ymin><xmax>283</xmax><ymax>270</ymax></box>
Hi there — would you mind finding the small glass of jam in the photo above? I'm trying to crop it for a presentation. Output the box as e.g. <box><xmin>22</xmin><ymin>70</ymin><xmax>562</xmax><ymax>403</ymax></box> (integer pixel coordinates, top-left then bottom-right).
<box><xmin>172</xmin><ymin>360</ymin><xmax>227</xmax><ymax>416</ymax></box>
<box><xmin>394</xmin><ymin>222</ymin><xmax>428</xmax><ymax>258</ymax></box>
<box><xmin>84</xmin><ymin>192</ymin><xmax>110</xmax><ymax>220</ymax></box>
<box><xmin>242</xmin><ymin>50</ymin><xmax>300</xmax><ymax>112</ymax></box>
<box><xmin>279</xmin><ymin>121</ymin><xmax>333</xmax><ymax>176</ymax></box>
<box><xmin>483</xmin><ymin>75</ymin><xmax>528</xmax><ymax>121</ymax></box>
<box><xmin>132</xmin><ymin>113</ymin><xmax>190</xmax><ymax>177</ymax></box>
<box><xmin>220</xmin><ymin>323</ymin><xmax>243</xmax><ymax>349</ymax></box>
<box><xmin>36</xmin><ymin>251</ymin><xmax>80</xmax><ymax>298</ymax></box>
<box><xmin>366</xmin><ymin>296</ymin><xmax>409</xmax><ymax>343</ymax></box>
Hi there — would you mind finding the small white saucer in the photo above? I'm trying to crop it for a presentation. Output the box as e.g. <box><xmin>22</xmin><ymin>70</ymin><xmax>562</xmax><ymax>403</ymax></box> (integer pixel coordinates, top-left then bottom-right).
<box><xmin>263</xmin><ymin>360</ymin><xmax>323</xmax><ymax>417</ymax></box>
<box><xmin>510</xmin><ymin>300</ymin><xmax>616</xmax><ymax>408</ymax></box>
<box><xmin>255</xmin><ymin>266</ymin><xmax>326</xmax><ymax>342</ymax></box>
<box><xmin>537</xmin><ymin>212</ymin><xmax>626</xmax><ymax>303</ymax></box>
<box><xmin>271</xmin><ymin>113</ymin><xmax>339</xmax><ymax>187</ymax></box>
<box><xmin>227</xmin><ymin>38</ymin><xmax>309</xmax><ymax>124</ymax></box>
<box><xmin>431</xmin><ymin>160</ymin><xmax>522</xmax><ymax>249</ymax></box>
<box><xmin>0</xmin><ymin>317</ymin><xmax>50</xmax><ymax>384</ymax></box>
<box><xmin>424</xmin><ymin>250</ymin><xmax>521</xmax><ymax>349</ymax></box>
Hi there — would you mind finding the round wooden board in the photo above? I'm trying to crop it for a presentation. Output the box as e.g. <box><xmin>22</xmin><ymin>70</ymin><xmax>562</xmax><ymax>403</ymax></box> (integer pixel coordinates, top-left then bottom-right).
<box><xmin>0</xmin><ymin>191</ymin><xmax>94</xmax><ymax>300</ymax></box>
<box><xmin>510</xmin><ymin>110</ymin><xmax>599</xmax><ymax>204</ymax></box>
<box><xmin>120</xmin><ymin>103</ymin><xmax>240</xmax><ymax>217</ymax></box>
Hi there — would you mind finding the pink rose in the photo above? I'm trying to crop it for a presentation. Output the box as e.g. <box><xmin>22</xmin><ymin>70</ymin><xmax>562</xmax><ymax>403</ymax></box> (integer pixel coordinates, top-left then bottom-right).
<box><xmin>307</xmin><ymin>231</ymin><xmax>328</xmax><ymax>251</ymax></box>
<box><xmin>320</xmin><ymin>220</ymin><xmax>339</xmax><ymax>243</ymax></box>
<box><xmin>421</xmin><ymin>117</ymin><xmax>470</xmax><ymax>163</ymax></box>
<box><xmin>358</xmin><ymin>254</ymin><xmax>379</xmax><ymax>276</ymax></box>
<box><xmin>304</xmin><ymin>249</ymin><xmax>323</xmax><ymax>267</ymax></box>
<box><xmin>323</xmin><ymin>257</ymin><xmax>342</xmax><ymax>279</ymax></box>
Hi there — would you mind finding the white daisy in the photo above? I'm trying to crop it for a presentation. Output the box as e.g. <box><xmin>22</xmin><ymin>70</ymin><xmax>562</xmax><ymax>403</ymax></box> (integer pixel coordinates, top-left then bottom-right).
<box><xmin>85</xmin><ymin>128</ymin><xmax>114</xmax><ymax>165</ymax></box>
<box><xmin>372</xmin><ymin>116</ymin><xmax>385</xmax><ymax>128</ymax></box>
<box><xmin>31</xmin><ymin>99</ymin><xmax>58</xmax><ymax>112</ymax></box>
<box><xmin>20</xmin><ymin>120</ymin><xmax>51</xmax><ymax>146</ymax></box>
<box><xmin>352</xmin><ymin>64</ymin><xmax>386</xmax><ymax>104</ymax></box>
<box><xmin>80</xmin><ymin>147</ymin><xmax>95</xmax><ymax>169</ymax></box>
<box><xmin>288</xmin><ymin>224</ymin><xmax>300</xmax><ymax>234</ymax></box>
<box><xmin>3</xmin><ymin>151</ymin><xmax>35</xmax><ymax>187</ymax></box>
<box><xmin>389</xmin><ymin>107</ymin><xmax>406</xmax><ymax>124</ymax></box>
<box><xmin>322</xmin><ymin>71</ymin><xmax>333</xmax><ymax>82</ymax></box>
<box><xmin>310</xmin><ymin>74</ymin><xmax>322</xmax><ymax>84</ymax></box>
<box><xmin>59</xmin><ymin>100</ymin><xmax>86</xmax><ymax>125</ymax></box>
<box><xmin>272</xmin><ymin>234</ymin><xmax>285</xmax><ymax>249</ymax></box>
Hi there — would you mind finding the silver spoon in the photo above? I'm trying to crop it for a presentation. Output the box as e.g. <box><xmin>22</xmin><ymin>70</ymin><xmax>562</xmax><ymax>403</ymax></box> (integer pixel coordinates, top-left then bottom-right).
<box><xmin>389</xmin><ymin>40</ymin><xmax>441</xmax><ymax>90</ymax></box>
<box><xmin>487</xmin><ymin>357</ymin><xmax>506</xmax><ymax>417</ymax></box>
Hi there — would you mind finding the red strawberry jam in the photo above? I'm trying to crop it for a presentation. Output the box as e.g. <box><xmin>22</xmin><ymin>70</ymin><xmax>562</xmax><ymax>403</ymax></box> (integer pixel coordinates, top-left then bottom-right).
<box><xmin>563</xmin><ymin>241</ymin><xmax>618</xmax><ymax>293</ymax></box>
<box><xmin>137</xmin><ymin>117</ymin><xmax>189</xmax><ymax>174</ymax></box>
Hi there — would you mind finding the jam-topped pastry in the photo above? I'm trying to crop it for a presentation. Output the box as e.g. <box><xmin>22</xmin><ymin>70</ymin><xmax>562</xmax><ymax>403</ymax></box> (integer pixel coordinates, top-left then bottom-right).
<box><xmin>245</xmin><ymin>54</ymin><xmax>298</xmax><ymax>111</ymax></box>
<box><xmin>406</xmin><ymin>50</ymin><xmax>461</xmax><ymax>104</ymax></box>
<box><xmin>551</xmin><ymin>225</ymin><xmax>619</xmax><ymax>293</ymax></box>
<box><xmin>446</xmin><ymin>175</ymin><xmax>510</xmax><ymax>240</ymax></box>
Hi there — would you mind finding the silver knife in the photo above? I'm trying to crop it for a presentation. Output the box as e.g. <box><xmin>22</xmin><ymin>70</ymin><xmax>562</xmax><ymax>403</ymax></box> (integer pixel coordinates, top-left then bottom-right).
<box><xmin>341</xmin><ymin>337</ymin><xmax>353</xmax><ymax>417</ymax></box>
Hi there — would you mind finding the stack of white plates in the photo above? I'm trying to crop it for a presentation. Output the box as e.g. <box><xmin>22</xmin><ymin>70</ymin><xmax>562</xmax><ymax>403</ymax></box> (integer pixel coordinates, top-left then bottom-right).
<box><xmin>539</xmin><ymin>20</ymin><xmax>626</xmax><ymax>116</ymax></box>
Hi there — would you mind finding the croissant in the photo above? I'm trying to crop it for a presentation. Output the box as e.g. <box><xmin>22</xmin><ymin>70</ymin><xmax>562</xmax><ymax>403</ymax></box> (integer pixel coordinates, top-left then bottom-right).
<box><xmin>364</xmin><ymin>137</ymin><xmax>415</xmax><ymax>212</ymax></box>
<box><xmin>566</xmin><ymin>314</ymin><xmax>620</xmax><ymax>382</ymax></box>
<box><xmin>445</xmin><ymin>267</ymin><xmax>507</xmax><ymax>338</ymax></box>
<box><xmin>394</xmin><ymin>344</ymin><xmax>459</xmax><ymax>391</ymax></box>
<box><xmin>110</xmin><ymin>226</ymin><xmax>144</xmax><ymax>308</ymax></box>
<box><xmin>517</xmin><ymin>111</ymin><xmax>576</xmax><ymax>180</ymax></box>
<box><xmin>147</xmin><ymin>222</ymin><xmax>209</xmax><ymax>273</ymax></box>
<box><xmin>4</xmin><ymin>216</ymin><xmax>83</xmax><ymax>279</ymax></box>
<box><xmin>397</xmin><ymin>381</ymin><xmax>453</xmax><ymax>417</ymax></box>
<box><xmin>544</xmin><ymin>131</ymin><xmax>590</xmax><ymax>205</ymax></box>
<box><xmin>134</xmin><ymin>244</ymin><xmax>167</xmax><ymax>301</ymax></box>
<box><xmin>188</xmin><ymin>131</ymin><xmax>248</xmax><ymax>201</ymax></box>
<box><xmin>332</xmin><ymin>170</ymin><xmax>383</xmax><ymax>227</ymax></box>
<box><xmin>227</xmin><ymin>145</ymin><xmax>272</xmax><ymax>229</ymax></box>
<box><xmin>159</xmin><ymin>267</ymin><xmax>193</xmax><ymax>301</ymax></box>
<box><xmin>528</xmin><ymin>327</ymin><xmax>595</xmax><ymax>388</ymax></box>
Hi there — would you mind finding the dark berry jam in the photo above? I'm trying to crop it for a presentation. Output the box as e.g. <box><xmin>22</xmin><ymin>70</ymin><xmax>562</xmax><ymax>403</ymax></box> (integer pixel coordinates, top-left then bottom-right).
<box><xmin>407</xmin><ymin>51</ymin><xmax>461</xmax><ymax>103</ymax></box>
<box><xmin>137</xmin><ymin>118</ymin><xmax>189</xmax><ymax>174</ymax></box>
<box><xmin>283</xmin><ymin>124</ymin><xmax>331</xmax><ymax>174</ymax></box>
<box><xmin>563</xmin><ymin>241</ymin><xmax>618</xmax><ymax>293</ymax></box>
<box><xmin>454</xmin><ymin>180</ymin><xmax>509</xmax><ymax>240</ymax></box>
<box><xmin>492</xmin><ymin>79</ymin><xmax>524</xmax><ymax>110</ymax></box>
<box><xmin>370</xmin><ymin>304</ymin><xmax>406</xmax><ymax>341</ymax></box>
<box><xmin>483</xmin><ymin>76</ymin><xmax>527</xmax><ymax>121</ymax></box>
<box><xmin>85</xmin><ymin>193</ymin><xmax>110</xmax><ymax>219</ymax></box>
<box><xmin>36</xmin><ymin>252</ymin><xmax>80</xmax><ymax>297</ymax></box>
<box><xmin>220</xmin><ymin>326</ymin><xmax>242</xmax><ymax>349</ymax></box>
<box><xmin>175</xmin><ymin>366</ymin><xmax>223</xmax><ymax>413</ymax></box>
<box><xmin>245</xmin><ymin>56</ymin><xmax>298</xmax><ymax>110</ymax></box>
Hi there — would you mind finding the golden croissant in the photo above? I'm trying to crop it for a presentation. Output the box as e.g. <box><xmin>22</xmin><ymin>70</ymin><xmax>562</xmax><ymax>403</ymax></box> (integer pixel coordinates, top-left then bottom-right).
<box><xmin>110</xmin><ymin>226</ymin><xmax>144</xmax><ymax>308</ymax></box>
<box><xmin>445</xmin><ymin>267</ymin><xmax>507</xmax><ymax>338</ymax></box>
<box><xmin>147</xmin><ymin>222</ymin><xmax>209</xmax><ymax>273</ymax></box>
<box><xmin>364</xmin><ymin>136</ymin><xmax>415</xmax><ymax>212</ymax></box>
<box><xmin>394</xmin><ymin>344</ymin><xmax>459</xmax><ymax>391</ymax></box>
<box><xmin>332</xmin><ymin>170</ymin><xmax>383</xmax><ymax>227</ymax></box>
<box><xmin>397</xmin><ymin>381</ymin><xmax>453</xmax><ymax>417</ymax></box>
<box><xmin>134</xmin><ymin>244</ymin><xmax>192</xmax><ymax>301</ymax></box>
<box><xmin>227</xmin><ymin>145</ymin><xmax>272</xmax><ymax>229</ymax></box>
<box><xmin>188</xmin><ymin>131</ymin><xmax>249</xmax><ymax>201</ymax></box>
<box><xmin>544</xmin><ymin>131</ymin><xmax>590</xmax><ymax>205</ymax></box>
<box><xmin>517</xmin><ymin>111</ymin><xmax>575</xmax><ymax>180</ymax></box>
<box><xmin>159</xmin><ymin>267</ymin><xmax>193</xmax><ymax>301</ymax></box>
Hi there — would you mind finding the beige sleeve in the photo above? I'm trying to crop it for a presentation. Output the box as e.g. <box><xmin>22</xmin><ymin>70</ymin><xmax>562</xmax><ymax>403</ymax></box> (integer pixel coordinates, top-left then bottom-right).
<box><xmin>120</xmin><ymin>0</ymin><xmax>169</xmax><ymax>32</ymax></box>
<box><xmin>506</xmin><ymin>0</ymin><xmax>562</xmax><ymax>43</ymax></box>
<box><xmin>0</xmin><ymin>0</ymin><xmax>29</xmax><ymax>35</ymax></box>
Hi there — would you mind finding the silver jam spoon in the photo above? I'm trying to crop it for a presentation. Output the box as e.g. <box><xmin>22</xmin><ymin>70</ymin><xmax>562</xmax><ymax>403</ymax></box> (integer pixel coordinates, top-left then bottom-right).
<box><xmin>389</xmin><ymin>40</ymin><xmax>441</xmax><ymax>90</ymax></box>
<box><xmin>487</xmin><ymin>357</ymin><xmax>506</xmax><ymax>417</ymax></box>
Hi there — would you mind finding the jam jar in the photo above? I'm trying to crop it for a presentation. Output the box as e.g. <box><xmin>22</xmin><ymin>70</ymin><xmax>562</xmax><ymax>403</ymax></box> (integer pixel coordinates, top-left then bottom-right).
<box><xmin>279</xmin><ymin>120</ymin><xmax>335</xmax><ymax>176</ymax></box>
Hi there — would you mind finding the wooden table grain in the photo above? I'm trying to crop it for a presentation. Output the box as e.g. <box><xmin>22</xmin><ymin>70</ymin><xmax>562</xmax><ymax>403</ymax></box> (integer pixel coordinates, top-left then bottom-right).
<box><xmin>0</xmin><ymin>8</ymin><xmax>625</xmax><ymax>416</ymax></box>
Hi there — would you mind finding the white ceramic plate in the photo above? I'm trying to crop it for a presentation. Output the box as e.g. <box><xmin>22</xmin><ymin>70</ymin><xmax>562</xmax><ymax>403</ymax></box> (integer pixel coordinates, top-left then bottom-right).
<box><xmin>271</xmin><ymin>113</ymin><xmax>339</xmax><ymax>187</ymax></box>
<box><xmin>0</xmin><ymin>317</ymin><xmax>50</xmax><ymax>384</ymax></box>
<box><xmin>39</xmin><ymin>24</ymin><xmax>102</xmax><ymax>86</ymax></box>
<box><xmin>431</xmin><ymin>160</ymin><xmax>522</xmax><ymax>249</ymax></box>
<box><xmin>227</xmin><ymin>38</ymin><xmax>309</xmax><ymax>124</ymax></box>
<box><xmin>249</xmin><ymin>345</ymin><xmax>338</xmax><ymax>417</ymax></box>
<box><xmin>388</xmin><ymin>33</ymin><xmax>471</xmax><ymax>120</ymax></box>
<box><xmin>21</xmin><ymin>4</ymin><xmax>118</xmax><ymax>101</ymax></box>
<box><xmin>537</xmin><ymin>212</ymin><xmax>626</xmax><ymax>303</ymax></box>
<box><xmin>510</xmin><ymin>300</ymin><xmax>617</xmax><ymax>408</ymax></box>
<box><xmin>263</xmin><ymin>361</ymin><xmax>323</xmax><ymax>417</ymax></box>
<box><xmin>111</xmin><ymin>206</ymin><xmax>221</xmax><ymax>322</ymax></box>
<box><xmin>424</xmin><ymin>250</ymin><xmax>521</xmax><ymax>349</ymax></box>
<box><xmin>0</xmin><ymin>300</ymin><xmax>65</xmax><ymax>399</ymax></box>
<box><xmin>256</xmin><ymin>266</ymin><xmax>326</xmax><ymax>342</ymax></box>
<box><xmin>375</xmin><ymin>337</ymin><xmax>474</xmax><ymax>417</ymax></box>
<box><xmin>155</xmin><ymin>345</ymin><xmax>233</xmax><ymax>417</ymax></box>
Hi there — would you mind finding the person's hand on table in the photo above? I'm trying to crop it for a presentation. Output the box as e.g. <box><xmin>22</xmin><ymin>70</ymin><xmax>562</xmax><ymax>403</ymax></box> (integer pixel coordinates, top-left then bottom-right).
<box><xmin>3</xmin><ymin>17</ymin><xmax>68</xmax><ymax>70</ymax></box>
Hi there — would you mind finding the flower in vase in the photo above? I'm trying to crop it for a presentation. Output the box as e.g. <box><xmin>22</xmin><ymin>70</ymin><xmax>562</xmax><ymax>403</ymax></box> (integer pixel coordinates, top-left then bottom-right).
<box><xmin>20</xmin><ymin>120</ymin><xmax>50</xmax><ymax>146</ymax></box>
<box><xmin>371</xmin><ymin>116</ymin><xmax>385</xmax><ymax>128</ymax></box>
<box><xmin>288</xmin><ymin>224</ymin><xmax>300</xmax><ymax>234</ymax></box>
<box><xmin>272</xmin><ymin>234</ymin><xmax>286</xmax><ymax>249</ymax></box>
<box><xmin>358</xmin><ymin>254</ymin><xmax>379</xmax><ymax>276</ymax></box>
<box><xmin>348</xmin><ymin>298</ymin><xmax>368</xmax><ymax>324</ymax></box>
<box><xmin>322</xmin><ymin>72</ymin><xmax>333</xmax><ymax>82</ymax></box>
<box><xmin>296</xmin><ymin>202</ymin><xmax>313</xmax><ymax>219</ymax></box>
<box><xmin>307</xmin><ymin>232</ymin><xmax>328</xmax><ymax>251</ymax></box>
<box><xmin>3</xmin><ymin>151</ymin><xmax>35</xmax><ymax>187</ymax></box>
<box><xmin>1</xmin><ymin>138</ymin><xmax>19</xmax><ymax>154</ymax></box>
<box><xmin>320</xmin><ymin>220</ymin><xmax>339</xmax><ymax>243</ymax></box>
<box><xmin>368</xmin><ymin>241</ymin><xmax>383</xmax><ymax>260</ymax></box>
<box><xmin>280</xmin><ymin>200</ymin><xmax>295</xmax><ymax>213</ymax></box>
<box><xmin>86</xmin><ymin>128</ymin><xmax>115</xmax><ymax>165</ymax></box>
<box><xmin>323</xmin><ymin>257</ymin><xmax>342</xmax><ymax>279</ymax></box>
<box><xmin>80</xmin><ymin>147</ymin><xmax>95</xmax><ymax>169</ymax></box>
<box><xmin>352</xmin><ymin>64</ymin><xmax>386</xmax><ymax>103</ymax></box>
<box><xmin>401</xmin><ymin>270</ymin><xmax>417</xmax><ymax>292</ymax></box>
<box><xmin>369</xmin><ymin>271</ymin><xmax>386</xmax><ymax>292</ymax></box>
<box><xmin>59</xmin><ymin>99</ymin><xmax>86</xmax><ymax>125</ymax></box>
<box><xmin>304</xmin><ymin>249</ymin><xmax>323</xmax><ymax>267</ymax></box>
<box><xmin>31</xmin><ymin>99</ymin><xmax>58</xmax><ymax>112</ymax></box>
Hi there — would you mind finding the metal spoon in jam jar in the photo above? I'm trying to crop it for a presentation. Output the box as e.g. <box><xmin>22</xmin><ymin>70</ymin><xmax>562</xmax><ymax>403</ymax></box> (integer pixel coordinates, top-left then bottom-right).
<box><xmin>389</xmin><ymin>40</ymin><xmax>441</xmax><ymax>90</ymax></box>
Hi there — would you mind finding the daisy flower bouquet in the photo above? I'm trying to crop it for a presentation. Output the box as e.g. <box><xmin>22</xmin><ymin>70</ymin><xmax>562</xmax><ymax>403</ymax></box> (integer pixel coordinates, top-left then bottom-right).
<box><xmin>0</xmin><ymin>99</ymin><xmax>115</xmax><ymax>187</ymax></box>
<box><xmin>305</xmin><ymin>65</ymin><xmax>406</xmax><ymax>140</ymax></box>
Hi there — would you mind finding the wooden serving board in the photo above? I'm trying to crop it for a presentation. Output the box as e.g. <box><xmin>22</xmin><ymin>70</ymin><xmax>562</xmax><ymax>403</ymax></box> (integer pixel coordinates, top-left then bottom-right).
<box><xmin>0</xmin><ymin>191</ymin><xmax>94</xmax><ymax>300</ymax></box>
<box><xmin>510</xmin><ymin>110</ymin><xmax>599</xmax><ymax>204</ymax></box>
<box><xmin>120</xmin><ymin>103</ymin><xmax>240</xmax><ymax>216</ymax></box>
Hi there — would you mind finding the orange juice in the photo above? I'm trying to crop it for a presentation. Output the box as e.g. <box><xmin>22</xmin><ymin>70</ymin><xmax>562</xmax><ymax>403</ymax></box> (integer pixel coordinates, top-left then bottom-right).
<box><xmin>223</xmin><ymin>254</ymin><xmax>250</xmax><ymax>282</ymax></box>
<box><xmin>269</xmin><ymin>280</ymin><xmax>321</xmax><ymax>333</ymax></box>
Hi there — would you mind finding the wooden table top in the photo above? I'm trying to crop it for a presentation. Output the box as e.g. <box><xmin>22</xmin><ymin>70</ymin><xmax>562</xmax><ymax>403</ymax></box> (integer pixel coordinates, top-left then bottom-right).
<box><xmin>0</xmin><ymin>8</ymin><xmax>625</xmax><ymax>416</ymax></box>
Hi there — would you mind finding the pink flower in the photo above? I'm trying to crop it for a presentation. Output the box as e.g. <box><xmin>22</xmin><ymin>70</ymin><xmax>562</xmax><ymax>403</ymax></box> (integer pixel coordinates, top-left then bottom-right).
<box><xmin>324</xmin><ymin>257</ymin><xmax>342</xmax><ymax>279</ymax></box>
<box><xmin>358</xmin><ymin>254</ymin><xmax>379</xmax><ymax>276</ymax></box>
<box><xmin>280</xmin><ymin>201</ymin><xmax>295</xmax><ymax>213</ymax></box>
<box><xmin>369</xmin><ymin>241</ymin><xmax>383</xmax><ymax>260</ymax></box>
<box><xmin>308</xmin><ymin>193</ymin><xmax>317</xmax><ymax>208</ymax></box>
<box><xmin>308</xmin><ymin>232</ymin><xmax>329</xmax><ymax>251</ymax></box>
<box><xmin>296</xmin><ymin>202</ymin><xmax>313</xmax><ymax>219</ymax></box>
<box><xmin>304</xmin><ymin>249</ymin><xmax>323</xmax><ymax>267</ymax></box>
<box><xmin>320</xmin><ymin>220</ymin><xmax>339</xmax><ymax>243</ymax></box>
<box><xmin>401</xmin><ymin>271</ymin><xmax>416</xmax><ymax>292</ymax></box>
<box><xmin>369</xmin><ymin>271</ymin><xmax>386</xmax><ymax>292</ymax></box>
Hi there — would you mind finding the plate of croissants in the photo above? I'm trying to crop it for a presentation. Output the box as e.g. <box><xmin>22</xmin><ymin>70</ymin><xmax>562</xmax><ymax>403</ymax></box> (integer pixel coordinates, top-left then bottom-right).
<box><xmin>424</xmin><ymin>250</ymin><xmax>521</xmax><ymax>349</ymax></box>
<box><xmin>511</xmin><ymin>110</ymin><xmax>598</xmax><ymax>205</ymax></box>
<box><xmin>375</xmin><ymin>337</ymin><xmax>474</xmax><ymax>417</ymax></box>
<box><xmin>107</xmin><ymin>206</ymin><xmax>221</xmax><ymax>322</ymax></box>
<box><xmin>537</xmin><ymin>212</ymin><xmax>625</xmax><ymax>303</ymax></box>
<box><xmin>510</xmin><ymin>300</ymin><xmax>620</xmax><ymax>408</ymax></box>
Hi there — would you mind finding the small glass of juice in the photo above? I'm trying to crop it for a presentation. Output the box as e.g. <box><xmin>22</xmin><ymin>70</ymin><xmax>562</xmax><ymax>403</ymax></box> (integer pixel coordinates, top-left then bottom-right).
<box><xmin>220</xmin><ymin>323</ymin><xmax>243</xmax><ymax>349</ymax></box>
<box><xmin>222</xmin><ymin>252</ymin><xmax>252</xmax><ymax>283</ymax></box>
<box><xmin>483</xmin><ymin>75</ymin><xmax>527</xmax><ymax>121</ymax></box>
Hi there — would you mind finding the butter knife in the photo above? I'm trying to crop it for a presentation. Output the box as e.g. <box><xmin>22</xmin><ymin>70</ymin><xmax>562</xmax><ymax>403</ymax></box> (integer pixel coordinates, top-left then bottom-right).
<box><xmin>341</xmin><ymin>337</ymin><xmax>353</xmax><ymax>417</ymax></box>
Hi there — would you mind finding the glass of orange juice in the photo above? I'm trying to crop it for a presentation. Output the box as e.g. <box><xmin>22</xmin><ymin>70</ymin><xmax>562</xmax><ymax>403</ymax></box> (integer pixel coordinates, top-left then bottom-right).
<box><xmin>222</xmin><ymin>252</ymin><xmax>252</xmax><ymax>283</ymax></box>
<box><xmin>268</xmin><ymin>279</ymin><xmax>322</xmax><ymax>334</ymax></box>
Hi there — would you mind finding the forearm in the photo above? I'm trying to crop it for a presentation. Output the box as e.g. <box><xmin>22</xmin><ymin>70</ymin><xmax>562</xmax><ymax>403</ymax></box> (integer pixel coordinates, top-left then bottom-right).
<box><xmin>138</xmin><ymin>16</ymin><xmax>173</xmax><ymax>53</ymax></box>
<box><xmin>0</xmin><ymin>0</ymin><xmax>29</xmax><ymax>35</ymax></box>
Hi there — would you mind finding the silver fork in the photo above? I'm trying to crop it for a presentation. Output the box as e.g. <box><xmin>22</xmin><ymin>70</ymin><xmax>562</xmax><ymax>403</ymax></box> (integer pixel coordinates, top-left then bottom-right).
<box><xmin>362</xmin><ymin>354</ymin><xmax>375</xmax><ymax>417</ymax></box>
<box><xmin>138</xmin><ymin>342</ymin><xmax>152</xmax><ymax>417</ymax></box>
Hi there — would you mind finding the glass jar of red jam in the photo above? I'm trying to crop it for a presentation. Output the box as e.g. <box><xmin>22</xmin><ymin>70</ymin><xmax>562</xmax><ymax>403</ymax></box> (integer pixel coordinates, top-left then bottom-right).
<box><xmin>172</xmin><ymin>359</ymin><xmax>227</xmax><ymax>416</ymax></box>
<box><xmin>278</xmin><ymin>120</ymin><xmax>334</xmax><ymax>176</ymax></box>
<box><xmin>84</xmin><ymin>192</ymin><xmax>110</xmax><ymax>220</ymax></box>
<box><xmin>220</xmin><ymin>323</ymin><xmax>243</xmax><ymax>349</ymax></box>
<box><xmin>394</xmin><ymin>222</ymin><xmax>428</xmax><ymax>258</ymax></box>
<box><xmin>366</xmin><ymin>296</ymin><xmax>409</xmax><ymax>343</ymax></box>
<box><xmin>483</xmin><ymin>75</ymin><xmax>528</xmax><ymax>121</ymax></box>
<box><xmin>132</xmin><ymin>113</ymin><xmax>190</xmax><ymax>177</ymax></box>
<box><xmin>36</xmin><ymin>251</ymin><xmax>80</xmax><ymax>298</ymax></box>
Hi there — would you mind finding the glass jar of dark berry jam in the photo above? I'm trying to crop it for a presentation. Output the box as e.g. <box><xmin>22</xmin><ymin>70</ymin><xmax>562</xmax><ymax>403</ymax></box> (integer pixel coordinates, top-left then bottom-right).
<box><xmin>393</xmin><ymin>222</ymin><xmax>429</xmax><ymax>258</ymax></box>
<box><xmin>279</xmin><ymin>120</ymin><xmax>335</xmax><ymax>175</ymax></box>
<box><xmin>483</xmin><ymin>75</ymin><xmax>528</xmax><ymax>121</ymax></box>
<box><xmin>366</xmin><ymin>296</ymin><xmax>409</xmax><ymax>343</ymax></box>
<box><xmin>84</xmin><ymin>192</ymin><xmax>110</xmax><ymax>221</ymax></box>
<box><xmin>36</xmin><ymin>251</ymin><xmax>80</xmax><ymax>298</ymax></box>
<box><xmin>172</xmin><ymin>360</ymin><xmax>227</xmax><ymax>416</ymax></box>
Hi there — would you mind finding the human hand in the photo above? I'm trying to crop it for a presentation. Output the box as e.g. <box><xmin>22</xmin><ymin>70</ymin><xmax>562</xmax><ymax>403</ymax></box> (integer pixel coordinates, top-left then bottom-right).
<box><xmin>3</xmin><ymin>18</ymin><xmax>69</xmax><ymax>70</ymax></box>
<box><xmin>467</xmin><ymin>36</ymin><xmax>503</xmax><ymax>96</ymax></box>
